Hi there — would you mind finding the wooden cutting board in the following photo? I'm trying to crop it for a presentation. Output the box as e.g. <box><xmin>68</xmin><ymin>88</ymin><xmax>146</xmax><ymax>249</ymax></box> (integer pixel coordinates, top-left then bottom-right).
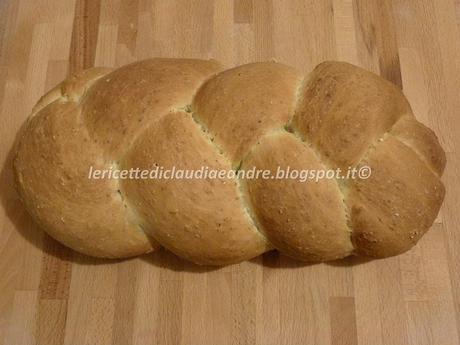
<box><xmin>0</xmin><ymin>1</ymin><xmax>459</xmax><ymax>344</ymax></box>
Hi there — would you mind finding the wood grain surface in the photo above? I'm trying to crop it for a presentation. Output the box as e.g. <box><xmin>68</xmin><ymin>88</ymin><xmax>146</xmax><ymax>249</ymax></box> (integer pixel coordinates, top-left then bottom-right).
<box><xmin>1</xmin><ymin>1</ymin><xmax>459</xmax><ymax>344</ymax></box>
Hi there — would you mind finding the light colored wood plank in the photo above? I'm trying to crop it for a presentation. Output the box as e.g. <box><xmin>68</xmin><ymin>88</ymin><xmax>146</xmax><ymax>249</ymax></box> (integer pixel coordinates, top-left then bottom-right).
<box><xmin>131</xmin><ymin>258</ymin><xmax>160</xmax><ymax>345</ymax></box>
<box><xmin>329</xmin><ymin>297</ymin><xmax>358</xmax><ymax>345</ymax></box>
<box><xmin>36</xmin><ymin>299</ymin><xmax>68</xmax><ymax>345</ymax></box>
<box><xmin>3</xmin><ymin>291</ymin><xmax>37</xmax><ymax>345</ymax></box>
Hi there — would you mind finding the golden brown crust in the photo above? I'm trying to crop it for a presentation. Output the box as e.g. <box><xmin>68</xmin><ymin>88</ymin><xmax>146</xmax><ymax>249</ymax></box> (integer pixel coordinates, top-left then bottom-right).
<box><xmin>347</xmin><ymin>135</ymin><xmax>445</xmax><ymax>257</ymax></box>
<box><xmin>82</xmin><ymin>59</ymin><xmax>223</xmax><ymax>158</ymax></box>
<box><xmin>241</xmin><ymin>131</ymin><xmax>354</xmax><ymax>261</ymax></box>
<box><xmin>391</xmin><ymin>116</ymin><xmax>446</xmax><ymax>176</ymax></box>
<box><xmin>13</xmin><ymin>59</ymin><xmax>447</xmax><ymax>264</ymax></box>
<box><xmin>291</xmin><ymin>61</ymin><xmax>413</xmax><ymax>170</ymax></box>
<box><xmin>121</xmin><ymin>111</ymin><xmax>270</xmax><ymax>265</ymax></box>
<box><xmin>31</xmin><ymin>67</ymin><xmax>113</xmax><ymax>115</ymax></box>
<box><xmin>193</xmin><ymin>62</ymin><xmax>302</xmax><ymax>167</ymax></box>
<box><xmin>14</xmin><ymin>101</ymin><xmax>157</xmax><ymax>258</ymax></box>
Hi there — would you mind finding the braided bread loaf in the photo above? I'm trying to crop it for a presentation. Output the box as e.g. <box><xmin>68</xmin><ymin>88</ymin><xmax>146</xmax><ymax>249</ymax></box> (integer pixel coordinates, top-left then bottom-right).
<box><xmin>13</xmin><ymin>59</ymin><xmax>446</xmax><ymax>265</ymax></box>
